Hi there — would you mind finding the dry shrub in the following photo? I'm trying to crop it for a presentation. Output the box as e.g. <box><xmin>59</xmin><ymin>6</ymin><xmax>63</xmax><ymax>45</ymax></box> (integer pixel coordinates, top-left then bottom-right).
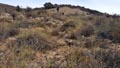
<box><xmin>0</xmin><ymin>45</ymin><xmax>35</xmax><ymax>68</ymax></box>
<box><xmin>0</xmin><ymin>23</ymin><xmax>18</xmax><ymax>39</ymax></box>
<box><xmin>16</xmin><ymin>19</ymin><xmax>43</xmax><ymax>28</ymax></box>
<box><xmin>74</xmin><ymin>24</ymin><xmax>94</xmax><ymax>39</ymax></box>
<box><xmin>109</xmin><ymin>22</ymin><xmax>120</xmax><ymax>43</ymax></box>
<box><xmin>15</xmin><ymin>12</ymin><xmax>25</xmax><ymax>21</ymax></box>
<box><xmin>0</xmin><ymin>13</ymin><xmax>13</xmax><ymax>23</ymax></box>
<box><xmin>80</xmin><ymin>25</ymin><xmax>94</xmax><ymax>37</ymax></box>
<box><xmin>64</xmin><ymin>48</ymin><xmax>102</xmax><ymax>68</ymax></box>
<box><xmin>61</xmin><ymin>21</ymin><xmax>76</xmax><ymax>31</ymax></box>
<box><xmin>94</xmin><ymin>48</ymin><xmax>120</xmax><ymax>68</ymax></box>
<box><xmin>95</xmin><ymin>18</ymin><xmax>120</xmax><ymax>43</ymax></box>
<box><xmin>37</xmin><ymin>10</ymin><xmax>47</xmax><ymax>16</ymax></box>
<box><xmin>15</xmin><ymin>28</ymin><xmax>55</xmax><ymax>51</ymax></box>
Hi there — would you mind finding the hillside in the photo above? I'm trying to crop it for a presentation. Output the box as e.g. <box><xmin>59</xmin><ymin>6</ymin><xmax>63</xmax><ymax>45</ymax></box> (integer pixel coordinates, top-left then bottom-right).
<box><xmin>0</xmin><ymin>3</ymin><xmax>120</xmax><ymax>68</ymax></box>
<box><xmin>0</xmin><ymin>3</ymin><xmax>15</xmax><ymax>13</ymax></box>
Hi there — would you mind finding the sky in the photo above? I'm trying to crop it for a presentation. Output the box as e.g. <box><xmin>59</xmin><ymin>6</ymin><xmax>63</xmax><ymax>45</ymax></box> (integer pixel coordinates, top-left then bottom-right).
<box><xmin>0</xmin><ymin>0</ymin><xmax>120</xmax><ymax>14</ymax></box>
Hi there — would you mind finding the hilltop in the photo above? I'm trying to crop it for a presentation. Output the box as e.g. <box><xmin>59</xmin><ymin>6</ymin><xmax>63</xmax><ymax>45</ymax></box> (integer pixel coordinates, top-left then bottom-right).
<box><xmin>0</xmin><ymin>3</ymin><xmax>120</xmax><ymax>68</ymax></box>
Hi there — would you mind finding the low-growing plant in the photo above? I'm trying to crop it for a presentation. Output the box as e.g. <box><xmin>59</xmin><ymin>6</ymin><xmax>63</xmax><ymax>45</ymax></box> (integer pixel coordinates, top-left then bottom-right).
<box><xmin>0</xmin><ymin>45</ymin><xmax>35</xmax><ymax>68</ymax></box>
<box><xmin>0</xmin><ymin>23</ymin><xmax>18</xmax><ymax>39</ymax></box>
<box><xmin>0</xmin><ymin>13</ymin><xmax>13</xmax><ymax>23</ymax></box>
<box><xmin>64</xmin><ymin>48</ymin><xmax>102</xmax><ymax>68</ymax></box>
<box><xmin>76</xmin><ymin>24</ymin><xmax>94</xmax><ymax>37</ymax></box>
<box><xmin>93</xmin><ymin>48</ymin><xmax>120</xmax><ymax>68</ymax></box>
<box><xmin>15</xmin><ymin>28</ymin><xmax>55</xmax><ymax>51</ymax></box>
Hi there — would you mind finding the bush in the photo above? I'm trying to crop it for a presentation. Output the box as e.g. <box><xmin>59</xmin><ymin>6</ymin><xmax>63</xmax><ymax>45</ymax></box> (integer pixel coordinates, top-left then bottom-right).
<box><xmin>95</xmin><ymin>17</ymin><xmax>120</xmax><ymax>43</ymax></box>
<box><xmin>64</xmin><ymin>48</ymin><xmax>102</xmax><ymax>68</ymax></box>
<box><xmin>15</xmin><ymin>19</ymin><xmax>44</xmax><ymax>28</ymax></box>
<box><xmin>0</xmin><ymin>45</ymin><xmax>35</xmax><ymax>68</ymax></box>
<box><xmin>60</xmin><ymin>21</ymin><xmax>76</xmax><ymax>32</ymax></box>
<box><xmin>16</xmin><ymin>20</ymin><xmax>38</xmax><ymax>28</ymax></box>
<box><xmin>26</xmin><ymin>7</ymin><xmax>32</xmax><ymax>12</ymax></box>
<box><xmin>44</xmin><ymin>2</ymin><xmax>54</xmax><ymax>9</ymax></box>
<box><xmin>0</xmin><ymin>13</ymin><xmax>13</xmax><ymax>23</ymax></box>
<box><xmin>15</xmin><ymin>28</ymin><xmax>55</xmax><ymax>51</ymax></box>
<box><xmin>16</xmin><ymin>5</ymin><xmax>21</xmax><ymax>12</ymax></box>
<box><xmin>78</xmin><ymin>25</ymin><xmax>94</xmax><ymax>37</ymax></box>
<box><xmin>11</xmin><ymin>12</ymin><xmax>25</xmax><ymax>21</ymax></box>
<box><xmin>0</xmin><ymin>23</ymin><xmax>18</xmax><ymax>39</ymax></box>
<box><xmin>94</xmin><ymin>48</ymin><xmax>120</xmax><ymax>68</ymax></box>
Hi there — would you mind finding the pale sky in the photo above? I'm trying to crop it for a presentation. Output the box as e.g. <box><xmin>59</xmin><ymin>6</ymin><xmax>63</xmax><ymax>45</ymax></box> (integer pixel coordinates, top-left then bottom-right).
<box><xmin>0</xmin><ymin>0</ymin><xmax>120</xmax><ymax>14</ymax></box>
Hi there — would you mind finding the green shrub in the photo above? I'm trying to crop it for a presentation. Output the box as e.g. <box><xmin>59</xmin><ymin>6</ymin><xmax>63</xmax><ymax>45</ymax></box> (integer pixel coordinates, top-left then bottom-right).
<box><xmin>44</xmin><ymin>2</ymin><xmax>55</xmax><ymax>9</ymax></box>
<box><xmin>26</xmin><ymin>7</ymin><xmax>32</xmax><ymax>12</ymax></box>
<box><xmin>16</xmin><ymin>5</ymin><xmax>21</xmax><ymax>12</ymax></box>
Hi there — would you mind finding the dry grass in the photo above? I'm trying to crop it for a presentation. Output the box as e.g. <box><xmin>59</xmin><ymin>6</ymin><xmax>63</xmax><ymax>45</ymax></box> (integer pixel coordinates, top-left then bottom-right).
<box><xmin>0</xmin><ymin>4</ymin><xmax>120</xmax><ymax>68</ymax></box>
<box><xmin>0</xmin><ymin>23</ymin><xmax>18</xmax><ymax>39</ymax></box>
<box><xmin>14</xmin><ymin>28</ymin><xmax>55</xmax><ymax>51</ymax></box>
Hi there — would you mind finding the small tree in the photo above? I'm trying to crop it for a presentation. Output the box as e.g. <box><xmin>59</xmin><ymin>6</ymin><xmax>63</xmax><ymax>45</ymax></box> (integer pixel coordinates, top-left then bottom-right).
<box><xmin>44</xmin><ymin>2</ymin><xmax>54</xmax><ymax>9</ymax></box>
<box><xmin>26</xmin><ymin>7</ymin><xmax>32</xmax><ymax>12</ymax></box>
<box><xmin>16</xmin><ymin>5</ymin><xmax>21</xmax><ymax>12</ymax></box>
